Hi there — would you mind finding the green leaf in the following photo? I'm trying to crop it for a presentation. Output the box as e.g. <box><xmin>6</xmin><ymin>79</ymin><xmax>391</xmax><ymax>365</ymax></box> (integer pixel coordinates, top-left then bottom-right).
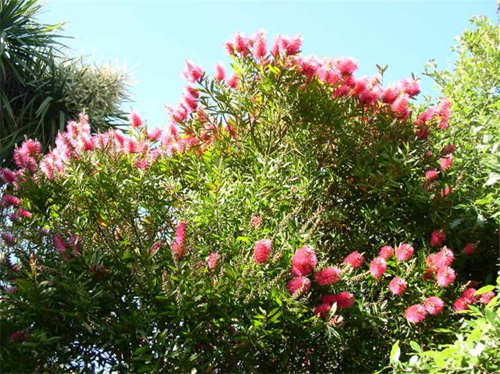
<box><xmin>475</xmin><ymin>285</ymin><xmax>495</xmax><ymax>295</ymax></box>
<box><xmin>410</xmin><ymin>340</ymin><xmax>421</xmax><ymax>352</ymax></box>
<box><xmin>390</xmin><ymin>340</ymin><xmax>401</xmax><ymax>364</ymax></box>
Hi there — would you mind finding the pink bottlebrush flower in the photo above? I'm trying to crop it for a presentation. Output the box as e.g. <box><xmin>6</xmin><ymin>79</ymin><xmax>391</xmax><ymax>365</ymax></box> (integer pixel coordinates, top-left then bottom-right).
<box><xmin>270</xmin><ymin>35</ymin><xmax>283</xmax><ymax>56</ymax></box>
<box><xmin>370</xmin><ymin>257</ymin><xmax>387</xmax><ymax>279</ymax></box>
<box><xmin>253</xmin><ymin>239</ymin><xmax>272</xmax><ymax>264</ymax></box>
<box><xmin>285</xmin><ymin>34</ymin><xmax>302</xmax><ymax>55</ymax></box>
<box><xmin>462</xmin><ymin>242</ymin><xmax>476</xmax><ymax>255</ymax></box>
<box><xmin>252</xmin><ymin>31</ymin><xmax>267</xmax><ymax>58</ymax></box>
<box><xmin>415</xmin><ymin>124</ymin><xmax>431</xmax><ymax>140</ymax></box>
<box><xmin>343</xmin><ymin>251</ymin><xmax>364</xmax><ymax>269</ymax></box>
<box><xmin>233</xmin><ymin>32</ymin><xmax>250</xmax><ymax>55</ymax></box>
<box><xmin>395</xmin><ymin>243</ymin><xmax>414</xmax><ymax>262</ymax></box>
<box><xmin>415</xmin><ymin>107</ymin><xmax>435</xmax><ymax>125</ymax></box>
<box><xmin>430</xmin><ymin>230</ymin><xmax>446</xmax><ymax>247</ymax></box>
<box><xmin>391</xmin><ymin>95</ymin><xmax>410</xmax><ymax>118</ymax></box>
<box><xmin>333</xmin><ymin>85</ymin><xmax>350</xmax><ymax>98</ymax></box>
<box><xmin>336</xmin><ymin>57</ymin><xmax>358</xmax><ymax>75</ymax></box>
<box><xmin>405</xmin><ymin>304</ymin><xmax>427</xmax><ymax>324</ymax></box>
<box><xmin>207</xmin><ymin>252</ymin><xmax>220</xmax><ymax>271</ymax></box>
<box><xmin>480</xmin><ymin>291</ymin><xmax>495</xmax><ymax>305</ymax></box>
<box><xmin>226</xmin><ymin>73</ymin><xmax>238</xmax><ymax>89</ymax></box>
<box><xmin>1</xmin><ymin>232</ymin><xmax>17</xmax><ymax>246</ymax></box>
<box><xmin>352</xmin><ymin>77</ymin><xmax>369</xmax><ymax>96</ymax></box>
<box><xmin>314</xmin><ymin>266</ymin><xmax>342</xmax><ymax>286</ymax></box>
<box><xmin>441</xmin><ymin>144</ymin><xmax>456</xmax><ymax>156</ymax></box>
<box><xmin>182</xmin><ymin>60</ymin><xmax>204</xmax><ymax>83</ymax></box>
<box><xmin>453</xmin><ymin>297</ymin><xmax>471</xmax><ymax>311</ymax></box>
<box><xmin>389</xmin><ymin>277</ymin><xmax>407</xmax><ymax>295</ymax></box>
<box><xmin>250</xmin><ymin>216</ymin><xmax>262</xmax><ymax>228</ymax></box>
<box><xmin>435</xmin><ymin>97</ymin><xmax>451</xmax><ymax>129</ymax></box>
<box><xmin>13</xmin><ymin>208</ymin><xmax>31</xmax><ymax>220</ymax></box>
<box><xmin>379</xmin><ymin>245</ymin><xmax>394</xmax><ymax>260</ymax></box>
<box><xmin>147</xmin><ymin>127</ymin><xmax>162</xmax><ymax>141</ymax></box>
<box><xmin>287</xmin><ymin>276</ymin><xmax>311</xmax><ymax>295</ymax></box>
<box><xmin>424</xmin><ymin>297</ymin><xmax>445</xmax><ymax>315</ymax></box>
<box><xmin>184</xmin><ymin>85</ymin><xmax>200</xmax><ymax>99</ymax></box>
<box><xmin>401</xmin><ymin>78</ymin><xmax>420</xmax><ymax>97</ymax></box>
<box><xmin>436</xmin><ymin>247</ymin><xmax>454</xmax><ymax>268</ymax></box>
<box><xmin>425</xmin><ymin>170</ymin><xmax>439</xmax><ymax>183</ymax></box>
<box><xmin>440</xmin><ymin>186</ymin><xmax>451</xmax><ymax>199</ymax></box>
<box><xmin>383</xmin><ymin>84</ymin><xmax>400</xmax><ymax>104</ymax></box>
<box><xmin>214</xmin><ymin>63</ymin><xmax>225</xmax><ymax>82</ymax></box>
<box><xmin>129</xmin><ymin>111</ymin><xmax>142</xmax><ymax>128</ymax></box>
<box><xmin>336</xmin><ymin>291</ymin><xmax>355</xmax><ymax>308</ymax></box>
<box><xmin>425</xmin><ymin>253</ymin><xmax>439</xmax><ymax>272</ymax></box>
<box><xmin>291</xmin><ymin>246</ymin><xmax>317</xmax><ymax>276</ymax></box>
<box><xmin>439</xmin><ymin>156</ymin><xmax>453</xmax><ymax>171</ymax></box>
<box><xmin>0</xmin><ymin>168</ymin><xmax>17</xmax><ymax>184</ymax></box>
<box><xmin>223</xmin><ymin>41</ymin><xmax>236</xmax><ymax>56</ymax></box>
<box><xmin>172</xmin><ymin>221</ymin><xmax>187</xmax><ymax>258</ymax></box>
<box><xmin>436</xmin><ymin>266</ymin><xmax>456</xmax><ymax>287</ymax></box>
<box><xmin>313</xmin><ymin>303</ymin><xmax>332</xmax><ymax>319</ymax></box>
<box><xmin>54</xmin><ymin>235</ymin><xmax>67</xmax><ymax>253</ymax></box>
<box><xmin>183</xmin><ymin>95</ymin><xmax>198</xmax><ymax>112</ymax></box>
<box><xmin>1</xmin><ymin>194</ymin><xmax>21</xmax><ymax>207</ymax></box>
<box><xmin>9</xmin><ymin>331</ymin><xmax>26</xmax><ymax>343</ymax></box>
<box><xmin>462</xmin><ymin>288</ymin><xmax>478</xmax><ymax>303</ymax></box>
<box><xmin>150</xmin><ymin>241</ymin><xmax>162</xmax><ymax>256</ymax></box>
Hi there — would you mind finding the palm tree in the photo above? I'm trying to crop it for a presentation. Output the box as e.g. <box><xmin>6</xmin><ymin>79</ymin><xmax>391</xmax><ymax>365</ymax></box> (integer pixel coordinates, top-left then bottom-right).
<box><xmin>0</xmin><ymin>0</ymin><xmax>129</xmax><ymax>168</ymax></box>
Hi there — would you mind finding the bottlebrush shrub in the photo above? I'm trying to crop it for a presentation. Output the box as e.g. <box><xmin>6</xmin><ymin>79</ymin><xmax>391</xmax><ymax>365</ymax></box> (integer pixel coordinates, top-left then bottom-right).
<box><xmin>0</xmin><ymin>31</ymin><xmax>493</xmax><ymax>373</ymax></box>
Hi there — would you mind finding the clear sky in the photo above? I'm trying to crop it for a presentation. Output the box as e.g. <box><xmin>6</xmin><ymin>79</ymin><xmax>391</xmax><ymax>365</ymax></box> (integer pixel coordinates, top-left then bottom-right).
<box><xmin>39</xmin><ymin>1</ymin><xmax>498</xmax><ymax>129</ymax></box>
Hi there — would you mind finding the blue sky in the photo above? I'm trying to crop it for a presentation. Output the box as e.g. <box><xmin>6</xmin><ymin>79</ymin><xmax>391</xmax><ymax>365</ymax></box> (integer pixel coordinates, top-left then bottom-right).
<box><xmin>39</xmin><ymin>1</ymin><xmax>497</xmax><ymax>129</ymax></box>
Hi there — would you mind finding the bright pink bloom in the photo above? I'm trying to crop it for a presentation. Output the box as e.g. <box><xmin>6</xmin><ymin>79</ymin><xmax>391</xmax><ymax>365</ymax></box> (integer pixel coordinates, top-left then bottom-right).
<box><xmin>147</xmin><ymin>127</ymin><xmax>162</xmax><ymax>141</ymax></box>
<box><xmin>182</xmin><ymin>60</ymin><xmax>204</xmax><ymax>83</ymax></box>
<box><xmin>287</xmin><ymin>276</ymin><xmax>311</xmax><ymax>295</ymax></box>
<box><xmin>383</xmin><ymin>84</ymin><xmax>400</xmax><ymax>104</ymax></box>
<box><xmin>1</xmin><ymin>232</ymin><xmax>16</xmax><ymax>246</ymax></box>
<box><xmin>314</xmin><ymin>266</ymin><xmax>342</xmax><ymax>286</ymax></box>
<box><xmin>391</xmin><ymin>96</ymin><xmax>410</xmax><ymax>118</ymax></box>
<box><xmin>1</xmin><ymin>194</ymin><xmax>21</xmax><ymax>207</ymax></box>
<box><xmin>440</xmin><ymin>186</ymin><xmax>451</xmax><ymax>199</ymax></box>
<box><xmin>480</xmin><ymin>291</ymin><xmax>495</xmax><ymax>305</ymax></box>
<box><xmin>54</xmin><ymin>235</ymin><xmax>67</xmax><ymax>253</ymax></box>
<box><xmin>436</xmin><ymin>266</ymin><xmax>456</xmax><ymax>287</ymax></box>
<box><xmin>343</xmin><ymin>251</ymin><xmax>364</xmax><ymax>269</ymax></box>
<box><xmin>379</xmin><ymin>245</ymin><xmax>394</xmax><ymax>260</ymax></box>
<box><xmin>313</xmin><ymin>303</ymin><xmax>332</xmax><ymax>319</ymax></box>
<box><xmin>424</xmin><ymin>297</ymin><xmax>445</xmax><ymax>315</ymax></box>
<box><xmin>336</xmin><ymin>57</ymin><xmax>358</xmax><ymax>75</ymax></box>
<box><xmin>395</xmin><ymin>243</ymin><xmax>414</xmax><ymax>262</ymax></box>
<box><xmin>430</xmin><ymin>230</ymin><xmax>446</xmax><ymax>247</ymax></box>
<box><xmin>435</xmin><ymin>97</ymin><xmax>451</xmax><ymax>129</ymax></box>
<box><xmin>129</xmin><ymin>111</ymin><xmax>142</xmax><ymax>128</ymax></box>
<box><xmin>389</xmin><ymin>277</ymin><xmax>407</xmax><ymax>295</ymax></box>
<box><xmin>172</xmin><ymin>221</ymin><xmax>187</xmax><ymax>258</ymax></box>
<box><xmin>223</xmin><ymin>41</ymin><xmax>236</xmax><ymax>56</ymax></box>
<box><xmin>214</xmin><ymin>63</ymin><xmax>225</xmax><ymax>82</ymax></box>
<box><xmin>462</xmin><ymin>288</ymin><xmax>478</xmax><ymax>303</ymax></box>
<box><xmin>425</xmin><ymin>253</ymin><xmax>439</xmax><ymax>272</ymax></box>
<box><xmin>436</xmin><ymin>247</ymin><xmax>454</xmax><ymax>268</ymax></box>
<box><xmin>453</xmin><ymin>297</ymin><xmax>471</xmax><ymax>311</ymax></box>
<box><xmin>401</xmin><ymin>78</ymin><xmax>420</xmax><ymax>97</ymax></box>
<box><xmin>252</xmin><ymin>31</ymin><xmax>267</xmax><ymax>58</ymax></box>
<box><xmin>425</xmin><ymin>170</ymin><xmax>439</xmax><ymax>184</ymax></box>
<box><xmin>462</xmin><ymin>242</ymin><xmax>476</xmax><ymax>255</ymax></box>
<box><xmin>11</xmin><ymin>208</ymin><xmax>31</xmax><ymax>221</ymax></box>
<box><xmin>207</xmin><ymin>252</ymin><xmax>220</xmax><ymax>271</ymax></box>
<box><xmin>291</xmin><ymin>246</ymin><xmax>317</xmax><ymax>276</ymax></box>
<box><xmin>439</xmin><ymin>156</ymin><xmax>453</xmax><ymax>171</ymax></box>
<box><xmin>0</xmin><ymin>168</ymin><xmax>17</xmax><ymax>184</ymax></box>
<box><xmin>226</xmin><ymin>73</ymin><xmax>238</xmax><ymax>89</ymax></box>
<box><xmin>336</xmin><ymin>291</ymin><xmax>355</xmax><ymax>308</ymax></box>
<box><xmin>253</xmin><ymin>239</ymin><xmax>272</xmax><ymax>264</ymax></box>
<box><xmin>233</xmin><ymin>32</ymin><xmax>250</xmax><ymax>55</ymax></box>
<box><xmin>370</xmin><ymin>257</ymin><xmax>387</xmax><ymax>279</ymax></box>
<box><xmin>405</xmin><ymin>304</ymin><xmax>427</xmax><ymax>324</ymax></box>
<box><xmin>285</xmin><ymin>35</ymin><xmax>302</xmax><ymax>55</ymax></box>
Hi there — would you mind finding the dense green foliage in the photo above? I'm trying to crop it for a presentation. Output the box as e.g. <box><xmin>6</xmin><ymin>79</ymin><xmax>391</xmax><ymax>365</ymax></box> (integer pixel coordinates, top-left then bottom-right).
<box><xmin>0</xmin><ymin>22</ymin><xmax>498</xmax><ymax>373</ymax></box>
<box><xmin>0</xmin><ymin>0</ymin><xmax>129</xmax><ymax>167</ymax></box>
